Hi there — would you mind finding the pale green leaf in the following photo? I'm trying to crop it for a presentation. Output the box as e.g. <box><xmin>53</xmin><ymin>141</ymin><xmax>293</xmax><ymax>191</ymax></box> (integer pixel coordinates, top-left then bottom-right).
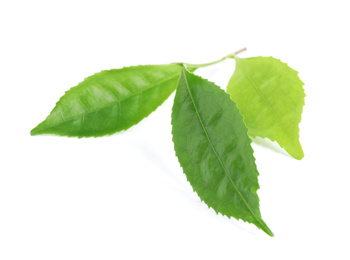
<box><xmin>31</xmin><ymin>64</ymin><xmax>182</xmax><ymax>137</ymax></box>
<box><xmin>172</xmin><ymin>68</ymin><xmax>273</xmax><ymax>236</ymax></box>
<box><xmin>227</xmin><ymin>57</ymin><xmax>305</xmax><ymax>159</ymax></box>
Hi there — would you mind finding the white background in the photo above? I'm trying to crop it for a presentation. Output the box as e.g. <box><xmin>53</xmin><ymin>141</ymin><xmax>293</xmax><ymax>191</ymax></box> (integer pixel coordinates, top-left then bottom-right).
<box><xmin>1</xmin><ymin>0</ymin><xmax>349</xmax><ymax>259</ymax></box>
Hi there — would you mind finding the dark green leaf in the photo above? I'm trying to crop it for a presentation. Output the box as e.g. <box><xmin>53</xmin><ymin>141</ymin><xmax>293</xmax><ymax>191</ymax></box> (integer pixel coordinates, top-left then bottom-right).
<box><xmin>31</xmin><ymin>64</ymin><xmax>182</xmax><ymax>137</ymax></box>
<box><xmin>172</xmin><ymin>68</ymin><xmax>273</xmax><ymax>236</ymax></box>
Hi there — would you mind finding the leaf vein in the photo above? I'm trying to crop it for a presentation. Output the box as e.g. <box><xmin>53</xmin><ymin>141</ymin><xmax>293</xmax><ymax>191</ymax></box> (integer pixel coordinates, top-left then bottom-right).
<box><xmin>237</xmin><ymin>66</ymin><xmax>292</xmax><ymax>140</ymax></box>
<box><xmin>182</xmin><ymin>70</ymin><xmax>265</xmax><ymax>228</ymax></box>
<box><xmin>36</xmin><ymin>72</ymin><xmax>180</xmax><ymax>133</ymax></box>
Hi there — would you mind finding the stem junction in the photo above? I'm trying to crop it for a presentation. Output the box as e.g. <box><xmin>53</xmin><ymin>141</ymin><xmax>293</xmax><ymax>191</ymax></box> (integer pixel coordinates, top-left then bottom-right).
<box><xmin>182</xmin><ymin>48</ymin><xmax>246</xmax><ymax>70</ymax></box>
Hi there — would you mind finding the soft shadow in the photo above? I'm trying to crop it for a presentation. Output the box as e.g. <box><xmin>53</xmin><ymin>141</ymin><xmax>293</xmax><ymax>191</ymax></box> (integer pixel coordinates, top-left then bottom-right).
<box><xmin>251</xmin><ymin>137</ymin><xmax>290</xmax><ymax>158</ymax></box>
<box><xmin>136</xmin><ymin>140</ymin><xmax>189</xmax><ymax>193</ymax></box>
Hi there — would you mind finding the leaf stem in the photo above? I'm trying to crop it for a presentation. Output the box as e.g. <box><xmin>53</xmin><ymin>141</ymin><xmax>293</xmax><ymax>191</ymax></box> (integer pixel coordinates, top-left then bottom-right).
<box><xmin>183</xmin><ymin>48</ymin><xmax>246</xmax><ymax>69</ymax></box>
<box><xmin>233</xmin><ymin>47</ymin><xmax>247</xmax><ymax>56</ymax></box>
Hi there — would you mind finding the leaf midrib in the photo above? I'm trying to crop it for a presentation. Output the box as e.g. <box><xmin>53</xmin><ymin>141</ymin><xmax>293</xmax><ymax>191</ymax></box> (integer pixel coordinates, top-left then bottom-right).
<box><xmin>236</xmin><ymin>59</ymin><xmax>292</xmax><ymax>141</ymax></box>
<box><xmin>33</xmin><ymin>72</ymin><xmax>181</xmax><ymax>133</ymax></box>
<box><xmin>182</xmin><ymin>69</ymin><xmax>268</xmax><ymax>233</ymax></box>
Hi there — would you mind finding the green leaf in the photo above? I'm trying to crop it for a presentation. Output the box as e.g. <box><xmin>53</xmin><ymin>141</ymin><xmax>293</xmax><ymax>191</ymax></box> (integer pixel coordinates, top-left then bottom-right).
<box><xmin>31</xmin><ymin>64</ymin><xmax>182</xmax><ymax>137</ymax></box>
<box><xmin>172</xmin><ymin>68</ymin><xmax>273</xmax><ymax>236</ymax></box>
<box><xmin>227</xmin><ymin>57</ymin><xmax>305</xmax><ymax>159</ymax></box>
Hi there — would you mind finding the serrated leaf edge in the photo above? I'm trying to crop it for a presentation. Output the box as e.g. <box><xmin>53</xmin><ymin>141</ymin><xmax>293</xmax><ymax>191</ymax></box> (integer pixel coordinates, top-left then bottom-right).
<box><xmin>233</xmin><ymin>56</ymin><xmax>305</xmax><ymax>160</ymax></box>
<box><xmin>172</xmin><ymin>69</ymin><xmax>273</xmax><ymax>236</ymax></box>
<box><xmin>31</xmin><ymin>64</ymin><xmax>182</xmax><ymax>138</ymax></box>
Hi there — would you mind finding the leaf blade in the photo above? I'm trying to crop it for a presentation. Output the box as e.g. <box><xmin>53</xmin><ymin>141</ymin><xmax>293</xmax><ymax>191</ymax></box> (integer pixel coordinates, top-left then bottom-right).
<box><xmin>227</xmin><ymin>57</ymin><xmax>305</xmax><ymax>159</ymax></box>
<box><xmin>31</xmin><ymin>64</ymin><xmax>182</xmax><ymax>137</ymax></box>
<box><xmin>172</xmin><ymin>69</ymin><xmax>273</xmax><ymax>236</ymax></box>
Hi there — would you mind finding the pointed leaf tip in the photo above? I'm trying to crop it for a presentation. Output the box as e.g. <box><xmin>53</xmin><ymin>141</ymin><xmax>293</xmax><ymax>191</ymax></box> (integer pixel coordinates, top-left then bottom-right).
<box><xmin>172</xmin><ymin>69</ymin><xmax>272</xmax><ymax>236</ymax></box>
<box><xmin>227</xmin><ymin>56</ymin><xmax>305</xmax><ymax>160</ymax></box>
<box><xmin>30</xmin><ymin>64</ymin><xmax>182</xmax><ymax>137</ymax></box>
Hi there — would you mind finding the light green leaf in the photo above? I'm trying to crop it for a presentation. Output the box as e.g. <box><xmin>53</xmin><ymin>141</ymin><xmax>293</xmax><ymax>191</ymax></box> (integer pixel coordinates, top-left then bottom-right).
<box><xmin>172</xmin><ymin>68</ymin><xmax>273</xmax><ymax>236</ymax></box>
<box><xmin>31</xmin><ymin>64</ymin><xmax>182</xmax><ymax>137</ymax></box>
<box><xmin>227</xmin><ymin>57</ymin><xmax>305</xmax><ymax>159</ymax></box>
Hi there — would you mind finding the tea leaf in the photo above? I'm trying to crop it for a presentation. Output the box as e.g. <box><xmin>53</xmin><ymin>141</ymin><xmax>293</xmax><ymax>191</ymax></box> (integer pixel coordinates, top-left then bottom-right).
<box><xmin>31</xmin><ymin>64</ymin><xmax>182</xmax><ymax>137</ymax></box>
<box><xmin>227</xmin><ymin>57</ymin><xmax>305</xmax><ymax>159</ymax></box>
<box><xmin>172</xmin><ymin>68</ymin><xmax>273</xmax><ymax>236</ymax></box>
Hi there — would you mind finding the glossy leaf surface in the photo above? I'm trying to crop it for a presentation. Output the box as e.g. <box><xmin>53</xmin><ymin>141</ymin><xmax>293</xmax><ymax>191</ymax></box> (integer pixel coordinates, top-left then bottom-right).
<box><xmin>31</xmin><ymin>64</ymin><xmax>182</xmax><ymax>137</ymax></box>
<box><xmin>227</xmin><ymin>57</ymin><xmax>305</xmax><ymax>159</ymax></box>
<box><xmin>172</xmin><ymin>69</ymin><xmax>273</xmax><ymax>236</ymax></box>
